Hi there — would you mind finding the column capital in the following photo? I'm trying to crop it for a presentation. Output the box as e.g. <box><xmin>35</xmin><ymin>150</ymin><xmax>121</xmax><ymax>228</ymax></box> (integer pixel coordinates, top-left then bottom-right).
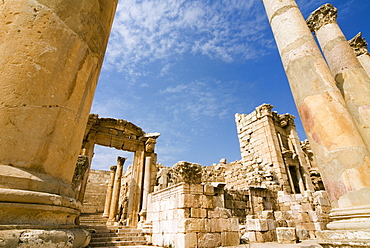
<box><xmin>117</xmin><ymin>156</ymin><xmax>127</xmax><ymax>166</ymax></box>
<box><xmin>256</xmin><ymin>103</ymin><xmax>274</xmax><ymax>118</ymax></box>
<box><xmin>110</xmin><ymin>165</ymin><xmax>117</xmax><ymax>172</ymax></box>
<box><xmin>306</xmin><ymin>3</ymin><xmax>337</xmax><ymax>33</ymax></box>
<box><xmin>349</xmin><ymin>32</ymin><xmax>369</xmax><ymax>56</ymax></box>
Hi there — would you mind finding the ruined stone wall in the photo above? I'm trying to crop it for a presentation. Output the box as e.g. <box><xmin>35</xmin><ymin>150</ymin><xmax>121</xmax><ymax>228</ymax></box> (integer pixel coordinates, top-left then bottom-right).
<box><xmin>147</xmin><ymin>183</ymin><xmax>239</xmax><ymax>248</ymax></box>
<box><xmin>82</xmin><ymin>169</ymin><xmax>110</xmax><ymax>213</ymax></box>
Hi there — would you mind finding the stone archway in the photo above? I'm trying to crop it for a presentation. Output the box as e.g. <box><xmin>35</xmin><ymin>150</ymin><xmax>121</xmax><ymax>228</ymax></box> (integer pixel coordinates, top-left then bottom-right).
<box><xmin>73</xmin><ymin>114</ymin><xmax>160</xmax><ymax>227</ymax></box>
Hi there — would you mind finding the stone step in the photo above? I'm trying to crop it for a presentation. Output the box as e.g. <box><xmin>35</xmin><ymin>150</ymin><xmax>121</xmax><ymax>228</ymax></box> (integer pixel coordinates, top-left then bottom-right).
<box><xmin>91</xmin><ymin>232</ymin><xmax>142</xmax><ymax>238</ymax></box>
<box><xmin>89</xmin><ymin>241</ymin><xmax>148</xmax><ymax>247</ymax></box>
<box><xmin>91</xmin><ymin>236</ymin><xmax>146</xmax><ymax>242</ymax></box>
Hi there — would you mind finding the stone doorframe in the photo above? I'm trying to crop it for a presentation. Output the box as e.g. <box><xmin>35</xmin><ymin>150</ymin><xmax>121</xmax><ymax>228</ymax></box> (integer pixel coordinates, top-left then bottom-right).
<box><xmin>73</xmin><ymin>114</ymin><xmax>160</xmax><ymax>227</ymax></box>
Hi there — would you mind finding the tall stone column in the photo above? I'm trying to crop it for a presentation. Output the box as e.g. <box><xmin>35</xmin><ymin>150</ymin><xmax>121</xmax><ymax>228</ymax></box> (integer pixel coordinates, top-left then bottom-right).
<box><xmin>127</xmin><ymin>135</ymin><xmax>159</xmax><ymax>227</ymax></box>
<box><xmin>107</xmin><ymin>157</ymin><xmax>126</xmax><ymax>225</ymax></box>
<box><xmin>307</xmin><ymin>4</ymin><xmax>370</xmax><ymax>152</ymax></box>
<box><xmin>349</xmin><ymin>32</ymin><xmax>370</xmax><ymax>77</ymax></box>
<box><xmin>0</xmin><ymin>0</ymin><xmax>117</xmax><ymax>247</ymax></box>
<box><xmin>102</xmin><ymin>166</ymin><xmax>117</xmax><ymax>218</ymax></box>
<box><xmin>127</xmin><ymin>147</ymin><xmax>146</xmax><ymax>227</ymax></box>
<box><xmin>262</xmin><ymin>0</ymin><xmax>370</xmax><ymax>234</ymax></box>
<box><xmin>139</xmin><ymin>156</ymin><xmax>153</xmax><ymax>222</ymax></box>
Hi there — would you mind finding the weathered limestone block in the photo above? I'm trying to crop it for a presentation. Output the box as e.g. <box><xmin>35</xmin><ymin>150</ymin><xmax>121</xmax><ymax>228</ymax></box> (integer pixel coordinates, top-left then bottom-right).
<box><xmin>190</xmin><ymin>208</ymin><xmax>207</xmax><ymax>218</ymax></box>
<box><xmin>176</xmin><ymin>233</ymin><xmax>197</xmax><ymax>248</ymax></box>
<box><xmin>197</xmin><ymin>233</ymin><xmax>221</xmax><ymax>248</ymax></box>
<box><xmin>221</xmin><ymin>232</ymin><xmax>239</xmax><ymax>246</ymax></box>
<box><xmin>276</xmin><ymin>227</ymin><xmax>296</xmax><ymax>244</ymax></box>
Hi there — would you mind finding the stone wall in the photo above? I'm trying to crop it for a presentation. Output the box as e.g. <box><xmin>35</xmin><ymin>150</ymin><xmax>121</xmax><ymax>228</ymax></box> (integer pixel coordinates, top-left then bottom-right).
<box><xmin>147</xmin><ymin>183</ymin><xmax>239</xmax><ymax>248</ymax></box>
<box><xmin>82</xmin><ymin>169</ymin><xmax>110</xmax><ymax>213</ymax></box>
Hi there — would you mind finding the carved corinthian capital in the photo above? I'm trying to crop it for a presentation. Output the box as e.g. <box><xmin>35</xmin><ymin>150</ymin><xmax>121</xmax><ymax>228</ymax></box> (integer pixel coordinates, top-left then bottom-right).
<box><xmin>306</xmin><ymin>3</ymin><xmax>337</xmax><ymax>33</ymax></box>
<box><xmin>117</xmin><ymin>156</ymin><xmax>127</xmax><ymax>166</ymax></box>
<box><xmin>349</xmin><ymin>32</ymin><xmax>369</xmax><ymax>56</ymax></box>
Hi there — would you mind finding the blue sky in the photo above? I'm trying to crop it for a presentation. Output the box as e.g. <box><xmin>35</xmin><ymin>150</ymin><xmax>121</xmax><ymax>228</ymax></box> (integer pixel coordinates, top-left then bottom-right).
<box><xmin>90</xmin><ymin>0</ymin><xmax>370</xmax><ymax>170</ymax></box>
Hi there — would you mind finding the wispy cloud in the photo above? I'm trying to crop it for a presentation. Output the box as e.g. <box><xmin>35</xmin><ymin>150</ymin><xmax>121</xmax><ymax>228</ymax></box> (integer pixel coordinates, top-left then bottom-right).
<box><xmin>104</xmin><ymin>0</ymin><xmax>268</xmax><ymax>76</ymax></box>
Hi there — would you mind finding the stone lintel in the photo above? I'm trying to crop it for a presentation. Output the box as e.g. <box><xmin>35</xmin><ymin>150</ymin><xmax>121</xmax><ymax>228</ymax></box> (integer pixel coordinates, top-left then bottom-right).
<box><xmin>306</xmin><ymin>3</ymin><xmax>337</xmax><ymax>33</ymax></box>
<box><xmin>349</xmin><ymin>32</ymin><xmax>369</xmax><ymax>56</ymax></box>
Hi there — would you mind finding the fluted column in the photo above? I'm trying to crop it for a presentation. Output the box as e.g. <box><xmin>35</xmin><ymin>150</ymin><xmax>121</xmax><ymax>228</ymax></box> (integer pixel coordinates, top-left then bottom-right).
<box><xmin>107</xmin><ymin>157</ymin><xmax>126</xmax><ymax>225</ymax></box>
<box><xmin>0</xmin><ymin>0</ymin><xmax>117</xmax><ymax>246</ymax></box>
<box><xmin>262</xmin><ymin>0</ymin><xmax>370</xmax><ymax>231</ymax></box>
<box><xmin>102</xmin><ymin>166</ymin><xmax>117</xmax><ymax>218</ymax></box>
<box><xmin>349</xmin><ymin>32</ymin><xmax>370</xmax><ymax>77</ymax></box>
<box><xmin>307</xmin><ymin>4</ymin><xmax>370</xmax><ymax>153</ymax></box>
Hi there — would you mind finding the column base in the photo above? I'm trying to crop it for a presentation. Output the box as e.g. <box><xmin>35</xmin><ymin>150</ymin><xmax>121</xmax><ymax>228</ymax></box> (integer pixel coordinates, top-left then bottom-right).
<box><xmin>0</xmin><ymin>228</ymin><xmax>90</xmax><ymax>248</ymax></box>
<box><xmin>317</xmin><ymin>230</ymin><xmax>370</xmax><ymax>248</ymax></box>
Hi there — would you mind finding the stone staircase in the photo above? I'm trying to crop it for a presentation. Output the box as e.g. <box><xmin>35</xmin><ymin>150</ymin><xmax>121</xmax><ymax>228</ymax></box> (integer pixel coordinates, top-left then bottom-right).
<box><xmin>80</xmin><ymin>213</ymin><xmax>148</xmax><ymax>247</ymax></box>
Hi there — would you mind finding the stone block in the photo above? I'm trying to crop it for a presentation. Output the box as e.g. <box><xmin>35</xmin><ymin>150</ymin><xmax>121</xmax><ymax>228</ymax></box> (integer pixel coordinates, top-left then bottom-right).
<box><xmin>245</xmin><ymin>231</ymin><xmax>256</xmax><ymax>242</ymax></box>
<box><xmin>191</xmin><ymin>208</ymin><xmax>207</xmax><ymax>218</ymax></box>
<box><xmin>314</xmin><ymin>222</ymin><xmax>327</xmax><ymax>231</ymax></box>
<box><xmin>228</xmin><ymin>218</ymin><xmax>240</xmax><ymax>232</ymax></box>
<box><xmin>179</xmin><ymin>194</ymin><xmax>201</xmax><ymax>208</ymax></box>
<box><xmin>274</xmin><ymin>211</ymin><xmax>291</xmax><ymax>220</ymax></box>
<box><xmin>201</xmin><ymin>195</ymin><xmax>213</xmax><ymax>209</ymax></box>
<box><xmin>197</xmin><ymin>232</ymin><xmax>221</xmax><ymax>248</ymax></box>
<box><xmin>276</xmin><ymin>227</ymin><xmax>296</xmax><ymax>244</ymax></box>
<box><xmin>190</xmin><ymin>184</ymin><xmax>203</xmax><ymax>194</ymax></box>
<box><xmin>221</xmin><ymin>232</ymin><xmax>240</xmax><ymax>246</ymax></box>
<box><xmin>176</xmin><ymin>232</ymin><xmax>197</xmax><ymax>248</ymax></box>
<box><xmin>175</xmin><ymin>208</ymin><xmax>191</xmax><ymax>218</ymax></box>
<box><xmin>209</xmin><ymin>218</ymin><xmax>229</xmax><ymax>232</ymax></box>
<box><xmin>182</xmin><ymin>218</ymin><xmax>205</xmax><ymax>232</ymax></box>
<box><xmin>267</xmin><ymin>219</ymin><xmax>275</xmax><ymax>230</ymax></box>
<box><xmin>246</xmin><ymin>219</ymin><xmax>268</xmax><ymax>231</ymax></box>
<box><xmin>203</xmin><ymin>184</ymin><xmax>214</xmax><ymax>195</ymax></box>
<box><xmin>261</xmin><ymin>210</ymin><xmax>274</xmax><ymax>219</ymax></box>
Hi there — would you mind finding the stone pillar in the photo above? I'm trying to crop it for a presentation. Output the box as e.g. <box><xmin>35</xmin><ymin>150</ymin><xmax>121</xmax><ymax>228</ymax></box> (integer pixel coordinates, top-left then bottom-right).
<box><xmin>72</xmin><ymin>155</ymin><xmax>90</xmax><ymax>203</ymax></box>
<box><xmin>139</xmin><ymin>156</ymin><xmax>153</xmax><ymax>222</ymax></box>
<box><xmin>307</xmin><ymin>4</ymin><xmax>370</xmax><ymax>153</ymax></box>
<box><xmin>127</xmin><ymin>147</ymin><xmax>146</xmax><ymax>227</ymax></box>
<box><xmin>102</xmin><ymin>166</ymin><xmax>117</xmax><ymax>218</ymax></box>
<box><xmin>127</xmin><ymin>135</ymin><xmax>159</xmax><ymax>227</ymax></box>
<box><xmin>107</xmin><ymin>157</ymin><xmax>126</xmax><ymax>225</ymax></box>
<box><xmin>0</xmin><ymin>0</ymin><xmax>117</xmax><ymax>246</ymax></box>
<box><xmin>349</xmin><ymin>32</ymin><xmax>370</xmax><ymax>77</ymax></box>
<box><xmin>262</xmin><ymin>0</ymin><xmax>370</xmax><ymax>232</ymax></box>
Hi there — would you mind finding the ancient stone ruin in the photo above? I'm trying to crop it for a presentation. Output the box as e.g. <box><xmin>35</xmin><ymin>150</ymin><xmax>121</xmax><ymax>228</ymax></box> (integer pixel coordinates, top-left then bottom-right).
<box><xmin>1</xmin><ymin>0</ymin><xmax>370</xmax><ymax>247</ymax></box>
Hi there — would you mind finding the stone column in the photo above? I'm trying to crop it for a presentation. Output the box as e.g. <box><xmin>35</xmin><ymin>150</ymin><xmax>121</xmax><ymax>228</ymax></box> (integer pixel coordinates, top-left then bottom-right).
<box><xmin>307</xmin><ymin>4</ymin><xmax>370</xmax><ymax>152</ymax></box>
<box><xmin>127</xmin><ymin>147</ymin><xmax>146</xmax><ymax>227</ymax></box>
<box><xmin>262</xmin><ymin>0</ymin><xmax>370</xmax><ymax>232</ymax></box>
<box><xmin>349</xmin><ymin>32</ymin><xmax>370</xmax><ymax>77</ymax></box>
<box><xmin>107</xmin><ymin>157</ymin><xmax>126</xmax><ymax>225</ymax></box>
<box><xmin>139</xmin><ymin>156</ymin><xmax>153</xmax><ymax>222</ymax></box>
<box><xmin>102</xmin><ymin>166</ymin><xmax>117</xmax><ymax>218</ymax></box>
<box><xmin>127</xmin><ymin>134</ymin><xmax>159</xmax><ymax>227</ymax></box>
<box><xmin>0</xmin><ymin>0</ymin><xmax>117</xmax><ymax>246</ymax></box>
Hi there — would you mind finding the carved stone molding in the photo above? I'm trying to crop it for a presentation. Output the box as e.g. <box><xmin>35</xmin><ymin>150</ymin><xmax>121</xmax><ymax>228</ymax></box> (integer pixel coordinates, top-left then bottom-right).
<box><xmin>256</xmin><ymin>103</ymin><xmax>274</xmax><ymax>118</ymax></box>
<box><xmin>306</xmin><ymin>3</ymin><xmax>337</xmax><ymax>33</ymax></box>
<box><xmin>349</xmin><ymin>32</ymin><xmax>369</xmax><ymax>56</ymax></box>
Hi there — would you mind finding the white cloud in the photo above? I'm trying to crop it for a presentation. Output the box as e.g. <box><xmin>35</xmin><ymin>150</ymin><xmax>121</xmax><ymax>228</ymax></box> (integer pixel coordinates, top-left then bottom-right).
<box><xmin>104</xmin><ymin>0</ymin><xmax>268</xmax><ymax>76</ymax></box>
